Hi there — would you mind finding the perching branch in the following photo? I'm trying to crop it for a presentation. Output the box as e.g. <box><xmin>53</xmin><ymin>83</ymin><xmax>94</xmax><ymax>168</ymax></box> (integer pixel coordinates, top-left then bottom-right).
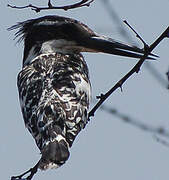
<box><xmin>11</xmin><ymin>160</ymin><xmax>40</xmax><ymax>180</ymax></box>
<box><xmin>8</xmin><ymin>0</ymin><xmax>94</xmax><ymax>12</ymax></box>
<box><xmin>88</xmin><ymin>25</ymin><xmax>169</xmax><ymax>119</ymax></box>
<box><xmin>101</xmin><ymin>0</ymin><xmax>168</xmax><ymax>89</ymax></box>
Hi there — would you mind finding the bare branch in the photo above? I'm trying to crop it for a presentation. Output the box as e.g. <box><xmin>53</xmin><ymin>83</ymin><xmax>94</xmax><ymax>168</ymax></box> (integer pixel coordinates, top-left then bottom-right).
<box><xmin>99</xmin><ymin>103</ymin><xmax>169</xmax><ymax>138</ymax></box>
<box><xmin>99</xmin><ymin>102</ymin><xmax>169</xmax><ymax>147</ymax></box>
<box><xmin>88</xmin><ymin>26</ymin><xmax>169</xmax><ymax>119</ymax></box>
<box><xmin>123</xmin><ymin>20</ymin><xmax>148</xmax><ymax>49</ymax></box>
<box><xmin>100</xmin><ymin>0</ymin><xmax>136</xmax><ymax>45</ymax></box>
<box><xmin>7</xmin><ymin>0</ymin><xmax>94</xmax><ymax>12</ymax></box>
<box><xmin>101</xmin><ymin>0</ymin><xmax>168</xmax><ymax>89</ymax></box>
<box><xmin>11</xmin><ymin>160</ymin><xmax>40</xmax><ymax>180</ymax></box>
<box><xmin>154</xmin><ymin>135</ymin><xmax>169</xmax><ymax>147</ymax></box>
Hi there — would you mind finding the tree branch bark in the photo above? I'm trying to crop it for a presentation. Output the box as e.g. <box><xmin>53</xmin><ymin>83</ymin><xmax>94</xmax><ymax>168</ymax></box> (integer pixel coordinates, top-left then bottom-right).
<box><xmin>88</xmin><ymin>26</ymin><xmax>169</xmax><ymax>119</ymax></box>
<box><xmin>8</xmin><ymin>0</ymin><xmax>94</xmax><ymax>12</ymax></box>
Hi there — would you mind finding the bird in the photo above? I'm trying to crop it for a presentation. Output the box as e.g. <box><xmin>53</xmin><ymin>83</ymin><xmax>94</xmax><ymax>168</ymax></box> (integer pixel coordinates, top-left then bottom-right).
<box><xmin>9</xmin><ymin>15</ymin><xmax>156</xmax><ymax>170</ymax></box>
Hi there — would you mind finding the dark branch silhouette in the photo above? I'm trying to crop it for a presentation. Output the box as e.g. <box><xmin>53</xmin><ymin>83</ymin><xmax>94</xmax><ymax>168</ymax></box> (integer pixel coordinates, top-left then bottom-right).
<box><xmin>8</xmin><ymin>0</ymin><xmax>94</xmax><ymax>12</ymax></box>
<box><xmin>123</xmin><ymin>20</ymin><xmax>148</xmax><ymax>48</ymax></box>
<box><xmin>100</xmin><ymin>0</ymin><xmax>168</xmax><ymax>89</ymax></box>
<box><xmin>11</xmin><ymin>160</ymin><xmax>40</xmax><ymax>180</ymax></box>
<box><xmin>88</xmin><ymin>25</ymin><xmax>169</xmax><ymax>119</ymax></box>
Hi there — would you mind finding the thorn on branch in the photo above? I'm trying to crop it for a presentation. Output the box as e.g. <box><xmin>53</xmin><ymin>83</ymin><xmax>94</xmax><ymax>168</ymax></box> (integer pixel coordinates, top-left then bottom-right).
<box><xmin>48</xmin><ymin>0</ymin><xmax>52</xmax><ymax>8</ymax></box>
<box><xmin>88</xmin><ymin>26</ymin><xmax>169</xmax><ymax>119</ymax></box>
<box><xmin>96</xmin><ymin>93</ymin><xmax>105</xmax><ymax>99</ymax></box>
<box><xmin>135</xmin><ymin>66</ymin><xmax>140</xmax><ymax>73</ymax></box>
<box><xmin>7</xmin><ymin>0</ymin><xmax>94</xmax><ymax>12</ymax></box>
<box><xmin>119</xmin><ymin>84</ymin><xmax>123</xmax><ymax>92</ymax></box>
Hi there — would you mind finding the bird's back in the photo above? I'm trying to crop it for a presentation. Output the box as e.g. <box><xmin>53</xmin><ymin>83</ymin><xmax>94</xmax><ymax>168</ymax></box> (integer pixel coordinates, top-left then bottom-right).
<box><xmin>17</xmin><ymin>52</ymin><xmax>91</xmax><ymax>169</ymax></box>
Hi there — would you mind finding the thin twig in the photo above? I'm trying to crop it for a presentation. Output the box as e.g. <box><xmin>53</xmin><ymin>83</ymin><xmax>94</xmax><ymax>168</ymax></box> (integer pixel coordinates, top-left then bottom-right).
<box><xmin>7</xmin><ymin>0</ymin><xmax>94</xmax><ymax>12</ymax></box>
<box><xmin>100</xmin><ymin>0</ymin><xmax>136</xmax><ymax>45</ymax></box>
<box><xmin>145</xmin><ymin>62</ymin><xmax>168</xmax><ymax>88</ymax></box>
<box><xmin>11</xmin><ymin>160</ymin><xmax>40</xmax><ymax>180</ymax></box>
<box><xmin>154</xmin><ymin>135</ymin><xmax>169</xmax><ymax>147</ymax></box>
<box><xmin>101</xmin><ymin>0</ymin><xmax>168</xmax><ymax>89</ymax></box>
<box><xmin>88</xmin><ymin>26</ymin><xmax>169</xmax><ymax>119</ymax></box>
<box><xmin>99</xmin><ymin>103</ymin><xmax>169</xmax><ymax>138</ymax></box>
<box><xmin>123</xmin><ymin>20</ymin><xmax>148</xmax><ymax>48</ymax></box>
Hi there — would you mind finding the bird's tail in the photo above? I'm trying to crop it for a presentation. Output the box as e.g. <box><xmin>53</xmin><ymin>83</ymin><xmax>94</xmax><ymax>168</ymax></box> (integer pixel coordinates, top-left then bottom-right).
<box><xmin>39</xmin><ymin>136</ymin><xmax>70</xmax><ymax>170</ymax></box>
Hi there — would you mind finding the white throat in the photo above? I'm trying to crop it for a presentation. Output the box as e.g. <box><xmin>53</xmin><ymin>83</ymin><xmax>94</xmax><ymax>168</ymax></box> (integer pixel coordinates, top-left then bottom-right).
<box><xmin>40</xmin><ymin>39</ymin><xmax>78</xmax><ymax>54</ymax></box>
<box><xmin>24</xmin><ymin>39</ymin><xmax>77</xmax><ymax>66</ymax></box>
<box><xmin>24</xmin><ymin>39</ymin><xmax>92</xmax><ymax>66</ymax></box>
<box><xmin>24</xmin><ymin>46</ymin><xmax>38</xmax><ymax>66</ymax></box>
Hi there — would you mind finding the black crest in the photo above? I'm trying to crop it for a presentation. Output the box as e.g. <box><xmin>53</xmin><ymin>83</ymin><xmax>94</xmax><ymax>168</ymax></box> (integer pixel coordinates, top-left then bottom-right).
<box><xmin>8</xmin><ymin>15</ymin><xmax>95</xmax><ymax>43</ymax></box>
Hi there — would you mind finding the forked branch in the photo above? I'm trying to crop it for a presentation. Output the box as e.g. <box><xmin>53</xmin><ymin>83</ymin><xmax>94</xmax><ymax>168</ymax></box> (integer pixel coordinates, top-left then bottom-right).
<box><xmin>88</xmin><ymin>25</ymin><xmax>169</xmax><ymax>119</ymax></box>
<box><xmin>8</xmin><ymin>0</ymin><xmax>94</xmax><ymax>12</ymax></box>
<box><xmin>11</xmin><ymin>160</ymin><xmax>40</xmax><ymax>180</ymax></box>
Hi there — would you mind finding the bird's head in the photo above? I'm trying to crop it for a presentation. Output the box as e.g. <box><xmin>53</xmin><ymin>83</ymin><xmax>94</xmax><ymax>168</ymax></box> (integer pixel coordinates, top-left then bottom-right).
<box><xmin>9</xmin><ymin>15</ymin><xmax>95</xmax><ymax>65</ymax></box>
<box><xmin>9</xmin><ymin>15</ymin><xmax>157</xmax><ymax>65</ymax></box>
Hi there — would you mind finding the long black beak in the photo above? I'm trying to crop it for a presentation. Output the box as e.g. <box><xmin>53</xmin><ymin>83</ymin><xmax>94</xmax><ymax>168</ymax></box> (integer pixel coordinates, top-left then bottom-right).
<box><xmin>80</xmin><ymin>36</ymin><xmax>158</xmax><ymax>60</ymax></box>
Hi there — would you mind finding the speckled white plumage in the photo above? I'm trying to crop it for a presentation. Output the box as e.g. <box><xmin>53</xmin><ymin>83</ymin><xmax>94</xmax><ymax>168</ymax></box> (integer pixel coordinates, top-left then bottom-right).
<box><xmin>17</xmin><ymin>52</ymin><xmax>91</xmax><ymax>169</ymax></box>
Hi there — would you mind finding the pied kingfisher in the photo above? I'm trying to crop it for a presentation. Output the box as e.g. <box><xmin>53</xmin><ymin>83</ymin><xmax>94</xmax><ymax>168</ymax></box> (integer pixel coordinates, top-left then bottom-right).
<box><xmin>9</xmin><ymin>15</ymin><xmax>155</xmax><ymax>170</ymax></box>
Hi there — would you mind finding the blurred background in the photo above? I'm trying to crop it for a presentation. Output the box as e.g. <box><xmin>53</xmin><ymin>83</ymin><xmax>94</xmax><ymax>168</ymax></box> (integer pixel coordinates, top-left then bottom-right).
<box><xmin>1</xmin><ymin>0</ymin><xmax>169</xmax><ymax>179</ymax></box>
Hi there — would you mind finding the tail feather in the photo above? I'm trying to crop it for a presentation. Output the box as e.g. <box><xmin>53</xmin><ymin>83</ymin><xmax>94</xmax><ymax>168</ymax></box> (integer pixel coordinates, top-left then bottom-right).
<box><xmin>39</xmin><ymin>138</ymin><xmax>70</xmax><ymax>170</ymax></box>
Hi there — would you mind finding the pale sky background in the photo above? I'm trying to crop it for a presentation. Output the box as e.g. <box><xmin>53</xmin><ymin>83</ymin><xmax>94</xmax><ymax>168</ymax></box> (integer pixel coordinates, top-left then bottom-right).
<box><xmin>1</xmin><ymin>0</ymin><xmax>169</xmax><ymax>180</ymax></box>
